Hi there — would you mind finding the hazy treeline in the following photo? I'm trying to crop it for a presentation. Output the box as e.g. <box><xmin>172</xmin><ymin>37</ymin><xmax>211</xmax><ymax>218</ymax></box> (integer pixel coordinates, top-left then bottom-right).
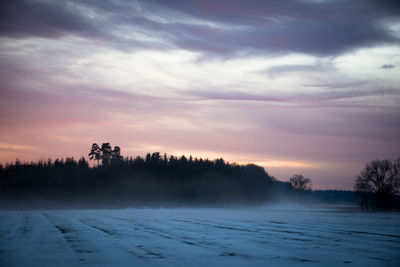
<box><xmin>305</xmin><ymin>190</ymin><xmax>360</xmax><ymax>204</ymax></box>
<box><xmin>0</xmin><ymin>153</ymin><xmax>284</xmax><ymax>208</ymax></box>
<box><xmin>0</xmin><ymin>152</ymin><xmax>361</xmax><ymax>209</ymax></box>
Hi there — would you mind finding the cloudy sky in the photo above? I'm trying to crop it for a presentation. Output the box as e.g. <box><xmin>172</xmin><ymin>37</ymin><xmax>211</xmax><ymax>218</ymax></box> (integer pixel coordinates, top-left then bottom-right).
<box><xmin>1</xmin><ymin>0</ymin><xmax>399</xmax><ymax>189</ymax></box>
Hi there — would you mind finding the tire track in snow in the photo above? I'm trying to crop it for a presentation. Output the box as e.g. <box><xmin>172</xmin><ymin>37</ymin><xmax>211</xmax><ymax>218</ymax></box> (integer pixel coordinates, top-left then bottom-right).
<box><xmin>44</xmin><ymin>212</ymin><xmax>162</xmax><ymax>265</ymax></box>
<box><xmin>86</xmin><ymin>215</ymin><xmax>215</xmax><ymax>257</ymax></box>
<box><xmin>109</xmin><ymin>216</ymin><xmax>217</xmax><ymax>248</ymax></box>
<box><xmin>106</xmin><ymin>216</ymin><xmax>256</xmax><ymax>259</ymax></box>
<box><xmin>168</xmin><ymin>217</ymin><xmax>395</xmax><ymax>264</ymax></box>
<box><xmin>78</xmin><ymin>217</ymin><xmax>165</xmax><ymax>261</ymax></box>
<box><xmin>43</xmin><ymin>213</ymin><xmax>97</xmax><ymax>255</ymax></box>
<box><xmin>18</xmin><ymin>215</ymin><xmax>31</xmax><ymax>236</ymax></box>
<box><xmin>0</xmin><ymin>213</ymin><xmax>29</xmax><ymax>249</ymax></box>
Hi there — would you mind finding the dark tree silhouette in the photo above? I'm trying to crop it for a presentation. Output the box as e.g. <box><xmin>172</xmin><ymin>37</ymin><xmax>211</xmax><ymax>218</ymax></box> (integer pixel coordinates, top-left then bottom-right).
<box><xmin>78</xmin><ymin>157</ymin><xmax>89</xmax><ymax>168</ymax></box>
<box><xmin>101</xmin><ymin>143</ymin><xmax>112</xmax><ymax>165</ymax></box>
<box><xmin>289</xmin><ymin>174</ymin><xmax>312</xmax><ymax>191</ymax></box>
<box><xmin>354</xmin><ymin>158</ymin><xmax>400</xmax><ymax>209</ymax></box>
<box><xmin>111</xmin><ymin>146</ymin><xmax>123</xmax><ymax>162</ymax></box>
<box><xmin>88</xmin><ymin>143</ymin><xmax>102</xmax><ymax>166</ymax></box>
<box><xmin>89</xmin><ymin>143</ymin><xmax>123</xmax><ymax>166</ymax></box>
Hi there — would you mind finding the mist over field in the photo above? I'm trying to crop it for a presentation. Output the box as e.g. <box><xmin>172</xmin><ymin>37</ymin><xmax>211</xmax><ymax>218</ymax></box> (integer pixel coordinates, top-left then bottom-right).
<box><xmin>0</xmin><ymin>152</ymin><xmax>361</xmax><ymax>210</ymax></box>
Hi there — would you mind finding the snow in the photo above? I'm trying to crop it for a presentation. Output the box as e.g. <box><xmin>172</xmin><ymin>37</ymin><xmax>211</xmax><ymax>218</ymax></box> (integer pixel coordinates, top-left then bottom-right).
<box><xmin>0</xmin><ymin>206</ymin><xmax>399</xmax><ymax>266</ymax></box>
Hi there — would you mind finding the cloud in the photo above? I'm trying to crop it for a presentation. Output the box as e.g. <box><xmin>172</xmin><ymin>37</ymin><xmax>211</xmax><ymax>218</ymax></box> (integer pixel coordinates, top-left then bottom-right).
<box><xmin>187</xmin><ymin>87</ymin><xmax>400</xmax><ymax>107</ymax></box>
<box><xmin>128</xmin><ymin>0</ymin><xmax>400</xmax><ymax>56</ymax></box>
<box><xmin>380</xmin><ymin>64</ymin><xmax>395</xmax><ymax>69</ymax></box>
<box><xmin>0</xmin><ymin>142</ymin><xmax>38</xmax><ymax>153</ymax></box>
<box><xmin>187</xmin><ymin>90</ymin><xmax>286</xmax><ymax>103</ymax></box>
<box><xmin>0</xmin><ymin>0</ymin><xmax>100</xmax><ymax>38</ymax></box>
<box><xmin>0</xmin><ymin>0</ymin><xmax>169</xmax><ymax>53</ymax></box>
<box><xmin>265</xmin><ymin>63</ymin><xmax>333</xmax><ymax>77</ymax></box>
<box><xmin>1</xmin><ymin>0</ymin><xmax>399</xmax><ymax>57</ymax></box>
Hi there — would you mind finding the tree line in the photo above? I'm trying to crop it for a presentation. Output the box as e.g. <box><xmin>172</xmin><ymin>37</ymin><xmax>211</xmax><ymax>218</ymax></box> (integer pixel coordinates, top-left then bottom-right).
<box><xmin>0</xmin><ymin>143</ymin><xmax>289</xmax><ymax>208</ymax></box>
<box><xmin>5</xmin><ymin>142</ymin><xmax>390</xmax><ymax>209</ymax></box>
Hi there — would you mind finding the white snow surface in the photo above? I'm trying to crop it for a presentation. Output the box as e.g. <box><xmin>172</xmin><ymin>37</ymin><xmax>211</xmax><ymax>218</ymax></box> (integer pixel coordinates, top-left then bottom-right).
<box><xmin>0</xmin><ymin>206</ymin><xmax>399</xmax><ymax>266</ymax></box>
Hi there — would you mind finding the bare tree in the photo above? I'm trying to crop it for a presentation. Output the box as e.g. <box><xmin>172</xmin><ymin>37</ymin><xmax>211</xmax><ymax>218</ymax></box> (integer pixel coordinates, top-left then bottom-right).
<box><xmin>354</xmin><ymin>158</ymin><xmax>400</xmax><ymax>209</ymax></box>
<box><xmin>355</xmin><ymin>159</ymin><xmax>400</xmax><ymax>195</ymax></box>
<box><xmin>393</xmin><ymin>158</ymin><xmax>400</xmax><ymax>190</ymax></box>
<box><xmin>289</xmin><ymin>174</ymin><xmax>312</xmax><ymax>191</ymax></box>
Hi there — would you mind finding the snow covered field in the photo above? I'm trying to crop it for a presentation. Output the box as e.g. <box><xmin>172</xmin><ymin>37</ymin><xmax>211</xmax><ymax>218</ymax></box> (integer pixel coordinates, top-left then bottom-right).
<box><xmin>0</xmin><ymin>206</ymin><xmax>399</xmax><ymax>266</ymax></box>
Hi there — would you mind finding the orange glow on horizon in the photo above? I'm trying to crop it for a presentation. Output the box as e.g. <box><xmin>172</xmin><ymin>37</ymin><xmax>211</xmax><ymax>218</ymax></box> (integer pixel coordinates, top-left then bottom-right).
<box><xmin>169</xmin><ymin>150</ymin><xmax>318</xmax><ymax>169</ymax></box>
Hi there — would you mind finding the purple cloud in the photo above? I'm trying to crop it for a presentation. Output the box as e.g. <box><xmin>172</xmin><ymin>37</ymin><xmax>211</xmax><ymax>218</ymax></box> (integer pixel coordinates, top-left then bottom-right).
<box><xmin>0</xmin><ymin>0</ymin><xmax>100</xmax><ymax>38</ymax></box>
<box><xmin>1</xmin><ymin>0</ymin><xmax>399</xmax><ymax>57</ymax></box>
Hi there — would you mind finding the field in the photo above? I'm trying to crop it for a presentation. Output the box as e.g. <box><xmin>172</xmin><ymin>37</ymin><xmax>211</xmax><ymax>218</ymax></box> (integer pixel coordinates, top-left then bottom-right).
<box><xmin>1</xmin><ymin>206</ymin><xmax>399</xmax><ymax>266</ymax></box>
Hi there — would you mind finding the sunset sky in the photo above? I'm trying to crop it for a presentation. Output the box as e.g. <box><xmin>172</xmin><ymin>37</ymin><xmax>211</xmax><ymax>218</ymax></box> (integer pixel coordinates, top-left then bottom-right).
<box><xmin>1</xmin><ymin>0</ymin><xmax>399</xmax><ymax>189</ymax></box>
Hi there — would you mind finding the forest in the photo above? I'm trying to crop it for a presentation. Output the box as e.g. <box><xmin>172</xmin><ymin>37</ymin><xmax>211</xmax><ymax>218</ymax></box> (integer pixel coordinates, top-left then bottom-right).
<box><xmin>0</xmin><ymin>143</ymin><xmax>360</xmax><ymax>209</ymax></box>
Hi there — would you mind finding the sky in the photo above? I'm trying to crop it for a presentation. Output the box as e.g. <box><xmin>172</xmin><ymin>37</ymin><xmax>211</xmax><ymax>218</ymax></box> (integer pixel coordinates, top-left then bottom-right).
<box><xmin>0</xmin><ymin>0</ymin><xmax>400</xmax><ymax>190</ymax></box>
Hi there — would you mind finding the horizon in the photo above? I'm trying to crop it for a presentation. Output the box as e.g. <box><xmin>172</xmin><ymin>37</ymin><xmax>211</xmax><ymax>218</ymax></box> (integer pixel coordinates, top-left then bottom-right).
<box><xmin>1</xmin><ymin>0</ymin><xmax>400</xmax><ymax>190</ymax></box>
<box><xmin>0</xmin><ymin>146</ymin><xmax>390</xmax><ymax>191</ymax></box>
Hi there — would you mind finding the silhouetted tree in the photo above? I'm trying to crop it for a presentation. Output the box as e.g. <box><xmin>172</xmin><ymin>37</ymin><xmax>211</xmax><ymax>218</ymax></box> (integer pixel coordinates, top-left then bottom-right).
<box><xmin>101</xmin><ymin>143</ymin><xmax>112</xmax><ymax>165</ymax></box>
<box><xmin>111</xmin><ymin>146</ymin><xmax>123</xmax><ymax>162</ymax></box>
<box><xmin>88</xmin><ymin>143</ymin><xmax>102</xmax><ymax>166</ymax></box>
<box><xmin>89</xmin><ymin>143</ymin><xmax>123</xmax><ymax>166</ymax></box>
<box><xmin>354</xmin><ymin>158</ymin><xmax>400</xmax><ymax>209</ymax></box>
<box><xmin>78</xmin><ymin>157</ymin><xmax>89</xmax><ymax>168</ymax></box>
<box><xmin>289</xmin><ymin>174</ymin><xmax>312</xmax><ymax>191</ymax></box>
